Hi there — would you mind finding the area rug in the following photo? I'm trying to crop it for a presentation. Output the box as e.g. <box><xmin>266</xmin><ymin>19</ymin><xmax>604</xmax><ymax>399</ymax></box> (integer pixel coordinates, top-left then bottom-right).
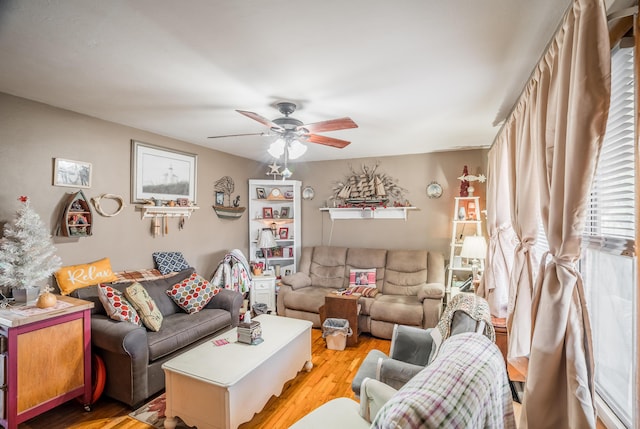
<box><xmin>129</xmin><ymin>393</ymin><xmax>193</xmax><ymax>428</ymax></box>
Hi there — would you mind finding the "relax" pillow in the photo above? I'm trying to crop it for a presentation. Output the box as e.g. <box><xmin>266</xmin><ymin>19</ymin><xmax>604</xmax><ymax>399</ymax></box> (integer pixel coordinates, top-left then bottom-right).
<box><xmin>55</xmin><ymin>257</ymin><xmax>119</xmax><ymax>295</ymax></box>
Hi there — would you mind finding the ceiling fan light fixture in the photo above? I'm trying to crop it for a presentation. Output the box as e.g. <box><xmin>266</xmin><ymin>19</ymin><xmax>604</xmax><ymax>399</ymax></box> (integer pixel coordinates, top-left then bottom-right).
<box><xmin>268</xmin><ymin>139</ymin><xmax>285</xmax><ymax>158</ymax></box>
<box><xmin>288</xmin><ymin>140</ymin><xmax>307</xmax><ymax>160</ymax></box>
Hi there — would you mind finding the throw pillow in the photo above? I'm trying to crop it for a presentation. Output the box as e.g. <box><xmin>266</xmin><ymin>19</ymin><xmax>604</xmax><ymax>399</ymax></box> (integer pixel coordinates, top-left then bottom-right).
<box><xmin>166</xmin><ymin>272</ymin><xmax>219</xmax><ymax>314</ymax></box>
<box><xmin>112</xmin><ymin>268</ymin><xmax>169</xmax><ymax>284</ymax></box>
<box><xmin>349</xmin><ymin>268</ymin><xmax>377</xmax><ymax>287</ymax></box>
<box><xmin>55</xmin><ymin>257</ymin><xmax>119</xmax><ymax>295</ymax></box>
<box><xmin>124</xmin><ymin>282</ymin><xmax>164</xmax><ymax>331</ymax></box>
<box><xmin>152</xmin><ymin>251</ymin><xmax>191</xmax><ymax>275</ymax></box>
<box><xmin>347</xmin><ymin>286</ymin><xmax>379</xmax><ymax>297</ymax></box>
<box><xmin>97</xmin><ymin>283</ymin><xmax>141</xmax><ymax>326</ymax></box>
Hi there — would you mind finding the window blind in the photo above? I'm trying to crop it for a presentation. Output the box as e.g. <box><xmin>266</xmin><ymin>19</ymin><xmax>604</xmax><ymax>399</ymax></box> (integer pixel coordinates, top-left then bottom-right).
<box><xmin>583</xmin><ymin>45</ymin><xmax>635</xmax><ymax>255</ymax></box>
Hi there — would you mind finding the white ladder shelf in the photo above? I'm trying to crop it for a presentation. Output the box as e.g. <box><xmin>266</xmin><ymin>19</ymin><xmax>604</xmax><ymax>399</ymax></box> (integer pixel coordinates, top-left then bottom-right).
<box><xmin>446</xmin><ymin>196</ymin><xmax>484</xmax><ymax>301</ymax></box>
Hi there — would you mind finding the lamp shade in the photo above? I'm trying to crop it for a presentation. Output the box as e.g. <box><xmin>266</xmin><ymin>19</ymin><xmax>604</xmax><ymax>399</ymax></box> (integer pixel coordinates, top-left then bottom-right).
<box><xmin>258</xmin><ymin>228</ymin><xmax>277</xmax><ymax>249</ymax></box>
<box><xmin>460</xmin><ymin>235</ymin><xmax>487</xmax><ymax>260</ymax></box>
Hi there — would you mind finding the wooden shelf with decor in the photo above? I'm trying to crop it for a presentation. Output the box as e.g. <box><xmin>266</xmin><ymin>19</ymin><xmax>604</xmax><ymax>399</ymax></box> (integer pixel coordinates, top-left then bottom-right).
<box><xmin>58</xmin><ymin>190</ymin><xmax>93</xmax><ymax>237</ymax></box>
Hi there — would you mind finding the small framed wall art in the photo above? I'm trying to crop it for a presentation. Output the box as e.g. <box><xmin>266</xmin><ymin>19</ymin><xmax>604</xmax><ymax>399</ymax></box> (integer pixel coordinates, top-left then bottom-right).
<box><xmin>53</xmin><ymin>158</ymin><xmax>92</xmax><ymax>188</ymax></box>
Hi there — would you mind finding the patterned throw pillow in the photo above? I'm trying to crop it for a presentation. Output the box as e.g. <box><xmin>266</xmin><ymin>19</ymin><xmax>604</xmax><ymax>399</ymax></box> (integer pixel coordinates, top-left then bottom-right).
<box><xmin>152</xmin><ymin>252</ymin><xmax>191</xmax><ymax>275</ymax></box>
<box><xmin>347</xmin><ymin>286</ymin><xmax>379</xmax><ymax>297</ymax></box>
<box><xmin>124</xmin><ymin>282</ymin><xmax>164</xmax><ymax>331</ymax></box>
<box><xmin>166</xmin><ymin>272</ymin><xmax>219</xmax><ymax>314</ymax></box>
<box><xmin>97</xmin><ymin>283</ymin><xmax>142</xmax><ymax>326</ymax></box>
<box><xmin>349</xmin><ymin>268</ymin><xmax>377</xmax><ymax>287</ymax></box>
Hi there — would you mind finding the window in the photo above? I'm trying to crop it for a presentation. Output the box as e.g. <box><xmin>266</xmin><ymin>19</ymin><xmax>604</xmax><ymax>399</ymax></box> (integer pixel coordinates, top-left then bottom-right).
<box><xmin>581</xmin><ymin>44</ymin><xmax>636</xmax><ymax>428</ymax></box>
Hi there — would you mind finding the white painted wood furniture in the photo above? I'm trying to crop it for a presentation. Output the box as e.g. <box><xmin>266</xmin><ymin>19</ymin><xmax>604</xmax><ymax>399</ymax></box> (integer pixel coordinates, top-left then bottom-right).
<box><xmin>162</xmin><ymin>314</ymin><xmax>313</xmax><ymax>429</ymax></box>
<box><xmin>250</xmin><ymin>275</ymin><xmax>277</xmax><ymax>314</ymax></box>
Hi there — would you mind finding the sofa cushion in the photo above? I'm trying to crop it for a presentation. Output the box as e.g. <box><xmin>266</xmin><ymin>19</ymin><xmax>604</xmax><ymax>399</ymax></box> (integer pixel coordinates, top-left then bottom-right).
<box><xmin>282</xmin><ymin>272</ymin><xmax>312</xmax><ymax>290</ymax></box>
<box><xmin>97</xmin><ymin>283</ymin><xmax>142</xmax><ymax>326</ymax></box>
<box><xmin>55</xmin><ymin>257</ymin><xmax>119</xmax><ymax>295</ymax></box>
<box><xmin>370</xmin><ymin>295</ymin><xmax>423</xmax><ymax>326</ymax></box>
<box><xmin>383</xmin><ymin>250</ymin><xmax>429</xmax><ymax>295</ymax></box>
<box><xmin>152</xmin><ymin>251</ymin><xmax>191</xmax><ymax>275</ymax></box>
<box><xmin>167</xmin><ymin>272</ymin><xmax>219</xmax><ymax>314</ymax></box>
<box><xmin>284</xmin><ymin>287</ymin><xmax>330</xmax><ymax>313</ymax></box>
<box><xmin>309</xmin><ymin>246</ymin><xmax>348</xmax><ymax>288</ymax></box>
<box><xmin>146</xmin><ymin>308</ymin><xmax>231</xmax><ymax>361</ymax></box>
<box><xmin>124</xmin><ymin>282</ymin><xmax>164</xmax><ymax>331</ymax></box>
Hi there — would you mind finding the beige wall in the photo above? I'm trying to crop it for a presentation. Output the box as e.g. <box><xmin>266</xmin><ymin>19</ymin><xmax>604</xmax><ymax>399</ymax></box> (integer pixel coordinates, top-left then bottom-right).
<box><xmin>0</xmin><ymin>93</ymin><xmax>263</xmax><ymax>278</ymax></box>
<box><xmin>0</xmin><ymin>92</ymin><xmax>488</xmax><ymax>284</ymax></box>
<box><xmin>293</xmin><ymin>150</ymin><xmax>487</xmax><ymax>257</ymax></box>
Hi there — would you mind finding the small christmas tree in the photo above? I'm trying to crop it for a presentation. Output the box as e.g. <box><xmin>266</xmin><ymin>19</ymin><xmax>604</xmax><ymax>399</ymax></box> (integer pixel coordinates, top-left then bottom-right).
<box><xmin>0</xmin><ymin>196</ymin><xmax>62</xmax><ymax>289</ymax></box>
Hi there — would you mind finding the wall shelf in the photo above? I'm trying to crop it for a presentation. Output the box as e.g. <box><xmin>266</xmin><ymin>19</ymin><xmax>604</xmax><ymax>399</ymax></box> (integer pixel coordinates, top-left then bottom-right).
<box><xmin>320</xmin><ymin>206</ymin><xmax>417</xmax><ymax>220</ymax></box>
<box><xmin>136</xmin><ymin>205</ymin><xmax>200</xmax><ymax>219</ymax></box>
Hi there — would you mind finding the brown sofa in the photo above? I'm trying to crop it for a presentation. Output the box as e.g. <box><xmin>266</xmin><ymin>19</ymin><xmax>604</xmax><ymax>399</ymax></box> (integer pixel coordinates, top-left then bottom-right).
<box><xmin>277</xmin><ymin>246</ymin><xmax>445</xmax><ymax>339</ymax></box>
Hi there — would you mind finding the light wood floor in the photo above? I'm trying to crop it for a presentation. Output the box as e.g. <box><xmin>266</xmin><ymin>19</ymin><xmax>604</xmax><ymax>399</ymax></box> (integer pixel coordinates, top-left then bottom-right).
<box><xmin>18</xmin><ymin>328</ymin><xmax>391</xmax><ymax>429</ymax></box>
<box><xmin>16</xmin><ymin>327</ymin><xmax>603</xmax><ymax>429</ymax></box>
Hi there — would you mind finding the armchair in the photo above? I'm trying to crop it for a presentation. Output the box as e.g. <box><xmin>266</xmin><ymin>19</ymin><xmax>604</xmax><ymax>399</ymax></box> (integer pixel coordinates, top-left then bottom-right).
<box><xmin>352</xmin><ymin>292</ymin><xmax>494</xmax><ymax>396</ymax></box>
<box><xmin>291</xmin><ymin>333</ymin><xmax>516</xmax><ymax>429</ymax></box>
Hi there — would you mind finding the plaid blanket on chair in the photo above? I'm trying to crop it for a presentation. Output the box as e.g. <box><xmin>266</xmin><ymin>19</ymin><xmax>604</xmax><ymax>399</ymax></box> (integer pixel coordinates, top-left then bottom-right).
<box><xmin>372</xmin><ymin>332</ymin><xmax>516</xmax><ymax>428</ymax></box>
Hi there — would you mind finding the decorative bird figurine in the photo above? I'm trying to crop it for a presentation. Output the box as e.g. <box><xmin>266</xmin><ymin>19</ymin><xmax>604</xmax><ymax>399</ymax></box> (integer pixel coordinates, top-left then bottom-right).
<box><xmin>457</xmin><ymin>173</ymin><xmax>486</xmax><ymax>183</ymax></box>
<box><xmin>233</xmin><ymin>195</ymin><xmax>240</xmax><ymax>207</ymax></box>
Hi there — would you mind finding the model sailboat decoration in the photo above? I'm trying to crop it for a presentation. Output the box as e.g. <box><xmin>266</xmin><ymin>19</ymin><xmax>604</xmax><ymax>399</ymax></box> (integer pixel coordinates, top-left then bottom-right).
<box><xmin>332</xmin><ymin>163</ymin><xmax>407</xmax><ymax>207</ymax></box>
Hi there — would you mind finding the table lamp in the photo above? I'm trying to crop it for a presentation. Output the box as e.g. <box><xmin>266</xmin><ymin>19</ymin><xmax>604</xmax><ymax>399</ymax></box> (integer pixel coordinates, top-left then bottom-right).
<box><xmin>257</xmin><ymin>228</ymin><xmax>277</xmax><ymax>274</ymax></box>
<box><xmin>460</xmin><ymin>235</ymin><xmax>487</xmax><ymax>281</ymax></box>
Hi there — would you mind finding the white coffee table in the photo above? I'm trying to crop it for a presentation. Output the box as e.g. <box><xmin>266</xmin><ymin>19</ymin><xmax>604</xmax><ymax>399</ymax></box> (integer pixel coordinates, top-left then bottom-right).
<box><xmin>162</xmin><ymin>314</ymin><xmax>313</xmax><ymax>429</ymax></box>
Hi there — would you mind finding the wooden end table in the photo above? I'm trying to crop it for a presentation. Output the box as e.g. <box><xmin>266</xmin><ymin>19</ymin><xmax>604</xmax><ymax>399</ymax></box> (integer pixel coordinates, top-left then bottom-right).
<box><xmin>0</xmin><ymin>295</ymin><xmax>93</xmax><ymax>429</ymax></box>
<box><xmin>324</xmin><ymin>293</ymin><xmax>359</xmax><ymax>347</ymax></box>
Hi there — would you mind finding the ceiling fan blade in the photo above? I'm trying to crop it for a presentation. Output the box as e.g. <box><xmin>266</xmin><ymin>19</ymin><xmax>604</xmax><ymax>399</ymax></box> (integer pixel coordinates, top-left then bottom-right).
<box><xmin>306</xmin><ymin>134</ymin><xmax>351</xmax><ymax>148</ymax></box>
<box><xmin>301</xmin><ymin>117</ymin><xmax>358</xmax><ymax>133</ymax></box>
<box><xmin>207</xmin><ymin>132</ymin><xmax>265</xmax><ymax>139</ymax></box>
<box><xmin>236</xmin><ymin>110</ymin><xmax>282</xmax><ymax>130</ymax></box>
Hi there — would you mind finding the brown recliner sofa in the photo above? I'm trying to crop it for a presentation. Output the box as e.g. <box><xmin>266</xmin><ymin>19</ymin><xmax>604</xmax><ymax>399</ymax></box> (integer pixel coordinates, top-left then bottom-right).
<box><xmin>277</xmin><ymin>246</ymin><xmax>445</xmax><ymax>339</ymax></box>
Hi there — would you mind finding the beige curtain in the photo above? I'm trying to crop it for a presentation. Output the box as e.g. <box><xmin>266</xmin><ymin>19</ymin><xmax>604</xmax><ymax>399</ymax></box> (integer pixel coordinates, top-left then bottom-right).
<box><xmin>491</xmin><ymin>0</ymin><xmax>611</xmax><ymax>427</ymax></box>
<box><xmin>479</xmin><ymin>134</ymin><xmax>517</xmax><ymax>318</ymax></box>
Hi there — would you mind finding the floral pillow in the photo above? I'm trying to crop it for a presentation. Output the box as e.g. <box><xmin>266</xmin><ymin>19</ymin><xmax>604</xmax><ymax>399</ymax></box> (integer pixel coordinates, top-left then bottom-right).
<box><xmin>166</xmin><ymin>272</ymin><xmax>219</xmax><ymax>314</ymax></box>
<box><xmin>97</xmin><ymin>283</ymin><xmax>141</xmax><ymax>326</ymax></box>
<box><xmin>124</xmin><ymin>282</ymin><xmax>163</xmax><ymax>331</ymax></box>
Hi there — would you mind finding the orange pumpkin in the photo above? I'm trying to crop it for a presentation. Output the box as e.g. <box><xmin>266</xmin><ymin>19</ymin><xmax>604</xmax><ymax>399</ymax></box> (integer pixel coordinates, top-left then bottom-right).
<box><xmin>36</xmin><ymin>291</ymin><xmax>58</xmax><ymax>308</ymax></box>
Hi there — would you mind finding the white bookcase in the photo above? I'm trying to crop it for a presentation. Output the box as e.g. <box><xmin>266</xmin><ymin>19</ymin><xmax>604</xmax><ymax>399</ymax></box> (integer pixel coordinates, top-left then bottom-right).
<box><xmin>248</xmin><ymin>179</ymin><xmax>301</xmax><ymax>277</ymax></box>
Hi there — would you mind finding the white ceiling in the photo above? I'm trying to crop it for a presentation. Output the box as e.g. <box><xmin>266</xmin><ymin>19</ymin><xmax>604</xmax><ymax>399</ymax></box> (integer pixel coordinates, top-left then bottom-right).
<box><xmin>0</xmin><ymin>0</ymin><xmax>576</xmax><ymax>162</ymax></box>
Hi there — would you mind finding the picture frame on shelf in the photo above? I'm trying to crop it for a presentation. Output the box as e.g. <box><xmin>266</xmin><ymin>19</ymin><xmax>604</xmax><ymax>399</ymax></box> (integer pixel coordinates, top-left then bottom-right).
<box><xmin>131</xmin><ymin>140</ymin><xmax>197</xmax><ymax>204</ymax></box>
<box><xmin>273</xmin><ymin>247</ymin><xmax>283</xmax><ymax>257</ymax></box>
<box><xmin>280</xmin><ymin>207</ymin><xmax>290</xmax><ymax>218</ymax></box>
<box><xmin>279</xmin><ymin>227</ymin><xmax>289</xmax><ymax>240</ymax></box>
<box><xmin>215</xmin><ymin>191</ymin><xmax>224</xmax><ymax>206</ymax></box>
<box><xmin>256</xmin><ymin>187</ymin><xmax>266</xmax><ymax>199</ymax></box>
<box><xmin>177</xmin><ymin>198</ymin><xmax>189</xmax><ymax>207</ymax></box>
<box><xmin>262</xmin><ymin>207</ymin><xmax>273</xmax><ymax>219</ymax></box>
<box><xmin>53</xmin><ymin>158</ymin><xmax>92</xmax><ymax>188</ymax></box>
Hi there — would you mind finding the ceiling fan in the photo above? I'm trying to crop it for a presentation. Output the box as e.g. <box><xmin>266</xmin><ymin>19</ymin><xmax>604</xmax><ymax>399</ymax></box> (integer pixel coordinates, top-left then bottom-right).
<box><xmin>208</xmin><ymin>101</ymin><xmax>358</xmax><ymax>150</ymax></box>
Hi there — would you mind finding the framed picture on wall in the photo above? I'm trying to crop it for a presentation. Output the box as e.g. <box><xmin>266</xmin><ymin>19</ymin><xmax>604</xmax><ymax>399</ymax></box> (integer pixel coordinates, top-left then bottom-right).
<box><xmin>53</xmin><ymin>158</ymin><xmax>92</xmax><ymax>188</ymax></box>
<box><xmin>215</xmin><ymin>191</ymin><xmax>225</xmax><ymax>206</ymax></box>
<box><xmin>131</xmin><ymin>140</ymin><xmax>197</xmax><ymax>204</ymax></box>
